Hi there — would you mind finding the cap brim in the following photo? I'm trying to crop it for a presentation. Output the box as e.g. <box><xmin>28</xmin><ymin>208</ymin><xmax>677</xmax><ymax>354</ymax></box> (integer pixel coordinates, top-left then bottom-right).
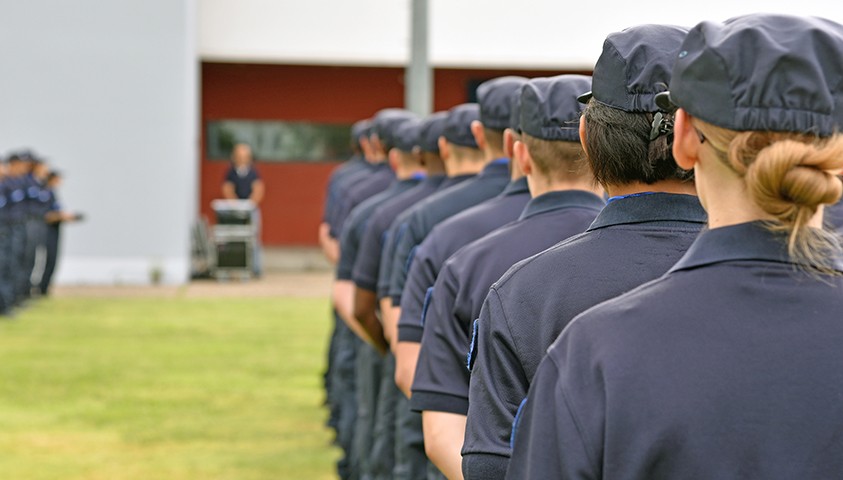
<box><xmin>576</xmin><ymin>91</ymin><xmax>593</xmax><ymax>104</ymax></box>
<box><xmin>654</xmin><ymin>92</ymin><xmax>678</xmax><ymax>113</ymax></box>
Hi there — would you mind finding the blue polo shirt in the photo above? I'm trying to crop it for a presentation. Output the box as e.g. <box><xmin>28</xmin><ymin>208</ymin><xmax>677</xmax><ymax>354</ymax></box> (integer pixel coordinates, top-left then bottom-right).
<box><xmin>352</xmin><ymin>174</ymin><xmax>446</xmax><ymax>292</ymax></box>
<box><xmin>410</xmin><ymin>190</ymin><xmax>605</xmax><ymax>415</ymax></box>
<box><xmin>330</xmin><ymin>162</ymin><xmax>395</xmax><ymax>239</ymax></box>
<box><xmin>507</xmin><ymin>221</ymin><xmax>843</xmax><ymax>480</ymax></box>
<box><xmin>386</xmin><ymin>159</ymin><xmax>512</xmax><ymax>305</ymax></box>
<box><xmin>376</xmin><ymin>174</ymin><xmax>476</xmax><ymax>301</ymax></box>
<box><xmin>224</xmin><ymin>165</ymin><xmax>261</xmax><ymax>200</ymax></box>
<box><xmin>322</xmin><ymin>154</ymin><xmax>371</xmax><ymax>223</ymax></box>
<box><xmin>396</xmin><ymin>177</ymin><xmax>531</xmax><ymax>343</ymax></box>
<box><xmin>5</xmin><ymin>175</ymin><xmax>27</xmax><ymax>223</ymax></box>
<box><xmin>463</xmin><ymin>193</ymin><xmax>706</xmax><ymax>480</ymax></box>
<box><xmin>335</xmin><ymin>177</ymin><xmax>423</xmax><ymax>281</ymax></box>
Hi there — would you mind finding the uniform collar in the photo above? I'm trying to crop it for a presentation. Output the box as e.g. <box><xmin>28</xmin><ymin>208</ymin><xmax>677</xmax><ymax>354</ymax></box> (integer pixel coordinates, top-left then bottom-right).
<box><xmin>479</xmin><ymin>158</ymin><xmax>510</xmax><ymax>177</ymax></box>
<box><xmin>670</xmin><ymin>221</ymin><xmax>843</xmax><ymax>273</ymax></box>
<box><xmin>519</xmin><ymin>190</ymin><xmax>605</xmax><ymax>221</ymax></box>
<box><xmin>587</xmin><ymin>192</ymin><xmax>706</xmax><ymax>231</ymax></box>
<box><xmin>501</xmin><ymin>176</ymin><xmax>530</xmax><ymax>197</ymax></box>
<box><xmin>397</xmin><ymin>176</ymin><xmax>423</xmax><ymax>187</ymax></box>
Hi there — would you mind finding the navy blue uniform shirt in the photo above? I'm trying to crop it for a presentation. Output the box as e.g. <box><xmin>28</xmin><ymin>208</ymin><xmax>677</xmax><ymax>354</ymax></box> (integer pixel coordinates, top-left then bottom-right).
<box><xmin>352</xmin><ymin>174</ymin><xmax>446</xmax><ymax>292</ymax></box>
<box><xmin>411</xmin><ymin>190</ymin><xmax>605</xmax><ymax>415</ymax></box>
<box><xmin>463</xmin><ymin>193</ymin><xmax>706</xmax><ymax>480</ymax></box>
<box><xmin>387</xmin><ymin>160</ymin><xmax>511</xmax><ymax>305</ymax></box>
<box><xmin>224</xmin><ymin>165</ymin><xmax>261</xmax><ymax>200</ymax></box>
<box><xmin>324</xmin><ymin>161</ymin><xmax>376</xmax><ymax>233</ymax></box>
<box><xmin>330</xmin><ymin>162</ymin><xmax>395</xmax><ymax>239</ymax></box>
<box><xmin>507</xmin><ymin>221</ymin><xmax>843</xmax><ymax>480</ymax></box>
<box><xmin>6</xmin><ymin>176</ymin><xmax>27</xmax><ymax>222</ymax></box>
<box><xmin>396</xmin><ymin>177</ymin><xmax>531</xmax><ymax>343</ymax></box>
<box><xmin>376</xmin><ymin>174</ymin><xmax>476</xmax><ymax>301</ymax></box>
<box><xmin>335</xmin><ymin>177</ymin><xmax>423</xmax><ymax>281</ymax></box>
<box><xmin>322</xmin><ymin>154</ymin><xmax>371</xmax><ymax>223</ymax></box>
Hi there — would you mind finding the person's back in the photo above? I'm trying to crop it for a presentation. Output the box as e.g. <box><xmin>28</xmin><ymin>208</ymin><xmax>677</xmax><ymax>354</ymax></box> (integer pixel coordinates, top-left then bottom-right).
<box><xmin>463</xmin><ymin>25</ymin><xmax>705</xmax><ymax>479</ymax></box>
<box><xmin>507</xmin><ymin>15</ymin><xmax>843</xmax><ymax>479</ymax></box>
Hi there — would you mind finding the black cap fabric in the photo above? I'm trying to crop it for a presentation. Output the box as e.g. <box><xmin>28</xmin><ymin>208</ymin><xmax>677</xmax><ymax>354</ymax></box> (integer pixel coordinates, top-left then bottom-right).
<box><xmin>373</xmin><ymin>109</ymin><xmax>418</xmax><ymax>148</ymax></box>
<box><xmin>443</xmin><ymin>103</ymin><xmax>480</xmax><ymax>148</ymax></box>
<box><xmin>477</xmin><ymin>76</ymin><xmax>529</xmax><ymax>130</ymax></box>
<box><xmin>393</xmin><ymin>118</ymin><xmax>422</xmax><ymax>153</ymax></box>
<box><xmin>351</xmin><ymin>119</ymin><xmax>373</xmax><ymax>144</ymax></box>
<box><xmin>418</xmin><ymin>112</ymin><xmax>448</xmax><ymax>153</ymax></box>
<box><xmin>657</xmin><ymin>14</ymin><xmax>843</xmax><ymax>136</ymax></box>
<box><xmin>522</xmin><ymin>75</ymin><xmax>592</xmax><ymax>142</ymax></box>
<box><xmin>577</xmin><ymin>24</ymin><xmax>688</xmax><ymax>112</ymax></box>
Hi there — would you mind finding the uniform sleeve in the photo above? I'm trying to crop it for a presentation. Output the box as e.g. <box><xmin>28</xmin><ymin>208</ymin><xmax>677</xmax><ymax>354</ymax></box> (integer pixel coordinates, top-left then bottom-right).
<box><xmin>410</xmin><ymin>260</ymin><xmax>472</xmax><ymax>415</ymax></box>
<box><xmin>352</xmin><ymin>216</ymin><xmax>385</xmax><ymax>292</ymax></box>
<box><xmin>250</xmin><ymin>167</ymin><xmax>261</xmax><ymax>180</ymax></box>
<box><xmin>504</xmin><ymin>354</ymin><xmax>598</xmax><ymax>480</ymax></box>
<box><xmin>376</xmin><ymin>224</ymin><xmax>398</xmax><ymax>300</ymax></box>
<box><xmin>462</xmin><ymin>287</ymin><xmax>531</xmax><ymax>479</ymax></box>
<box><xmin>396</xmin><ymin>240</ymin><xmax>440</xmax><ymax>343</ymax></box>
<box><xmin>388</xmin><ymin>218</ymin><xmax>422</xmax><ymax>305</ymax></box>
<box><xmin>336</xmin><ymin>219</ymin><xmax>362</xmax><ymax>280</ymax></box>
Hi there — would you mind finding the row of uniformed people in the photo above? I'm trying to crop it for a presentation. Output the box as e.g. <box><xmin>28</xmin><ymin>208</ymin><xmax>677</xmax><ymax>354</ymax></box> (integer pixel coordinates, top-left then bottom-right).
<box><xmin>0</xmin><ymin>151</ymin><xmax>73</xmax><ymax>317</ymax></box>
<box><xmin>320</xmin><ymin>12</ymin><xmax>843</xmax><ymax>480</ymax></box>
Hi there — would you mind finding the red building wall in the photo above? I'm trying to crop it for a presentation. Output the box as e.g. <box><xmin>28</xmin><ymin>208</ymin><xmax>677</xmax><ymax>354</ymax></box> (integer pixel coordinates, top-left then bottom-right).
<box><xmin>200</xmin><ymin>62</ymin><xmax>569</xmax><ymax>245</ymax></box>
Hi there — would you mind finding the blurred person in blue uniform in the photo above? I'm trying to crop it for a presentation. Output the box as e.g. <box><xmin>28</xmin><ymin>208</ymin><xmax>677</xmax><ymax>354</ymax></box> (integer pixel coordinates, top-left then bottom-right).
<box><xmin>508</xmin><ymin>14</ymin><xmax>843</xmax><ymax>479</ymax></box>
<box><xmin>38</xmin><ymin>171</ymin><xmax>83</xmax><ymax>296</ymax></box>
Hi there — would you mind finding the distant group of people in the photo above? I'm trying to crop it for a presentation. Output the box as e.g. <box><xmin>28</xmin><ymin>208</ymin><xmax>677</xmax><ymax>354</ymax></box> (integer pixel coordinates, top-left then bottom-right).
<box><xmin>0</xmin><ymin>150</ymin><xmax>80</xmax><ymax>317</ymax></box>
<box><xmin>319</xmin><ymin>14</ymin><xmax>843</xmax><ymax>480</ymax></box>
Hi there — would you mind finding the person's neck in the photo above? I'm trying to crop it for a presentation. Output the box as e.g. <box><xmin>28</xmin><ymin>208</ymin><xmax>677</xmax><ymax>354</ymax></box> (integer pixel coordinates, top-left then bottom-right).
<box><xmin>445</xmin><ymin>158</ymin><xmax>486</xmax><ymax>176</ymax></box>
<box><xmin>529</xmin><ymin>176</ymin><xmax>603</xmax><ymax>198</ymax></box>
<box><xmin>395</xmin><ymin>165</ymin><xmax>426</xmax><ymax>180</ymax></box>
<box><xmin>604</xmin><ymin>179</ymin><xmax>696</xmax><ymax>198</ymax></box>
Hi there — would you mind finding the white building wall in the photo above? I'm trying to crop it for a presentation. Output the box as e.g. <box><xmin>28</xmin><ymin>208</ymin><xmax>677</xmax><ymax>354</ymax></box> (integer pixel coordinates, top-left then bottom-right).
<box><xmin>200</xmin><ymin>0</ymin><xmax>843</xmax><ymax>69</ymax></box>
<box><xmin>0</xmin><ymin>0</ymin><xmax>198</xmax><ymax>285</ymax></box>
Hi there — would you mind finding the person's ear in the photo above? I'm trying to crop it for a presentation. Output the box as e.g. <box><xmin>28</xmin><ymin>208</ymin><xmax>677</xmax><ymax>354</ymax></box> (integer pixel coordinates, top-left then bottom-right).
<box><xmin>503</xmin><ymin>128</ymin><xmax>516</xmax><ymax>159</ymax></box>
<box><xmin>673</xmin><ymin>109</ymin><xmax>700</xmax><ymax>171</ymax></box>
<box><xmin>470</xmin><ymin>121</ymin><xmax>487</xmax><ymax>151</ymax></box>
<box><xmin>514</xmin><ymin>140</ymin><xmax>532</xmax><ymax>176</ymax></box>
<box><xmin>578</xmin><ymin>116</ymin><xmax>588</xmax><ymax>158</ymax></box>
<box><xmin>438</xmin><ymin>137</ymin><xmax>450</xmax><ymax>162</ymax></box>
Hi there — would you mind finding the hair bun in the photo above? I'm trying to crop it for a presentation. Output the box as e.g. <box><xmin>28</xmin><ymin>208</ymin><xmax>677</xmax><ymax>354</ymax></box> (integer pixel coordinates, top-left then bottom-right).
<box><xmin>747</xmin><ymin>140</ymin><xmax>843</xmax><ymax>224</ymax></box>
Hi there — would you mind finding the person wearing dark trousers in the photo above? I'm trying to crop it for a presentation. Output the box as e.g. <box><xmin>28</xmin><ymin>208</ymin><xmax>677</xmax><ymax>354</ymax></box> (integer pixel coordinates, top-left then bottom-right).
<box><xmin>39</xmin><ymin>171</ymin><xmax>82</xmax><ymax>296</ymax></box>
<box><xmin>5</xmin><ymin>152</ymin><xmax>30</xmax><ymax>305</ymax></box>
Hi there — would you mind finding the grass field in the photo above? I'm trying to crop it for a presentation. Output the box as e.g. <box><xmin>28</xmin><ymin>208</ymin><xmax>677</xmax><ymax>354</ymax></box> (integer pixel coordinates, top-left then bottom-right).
<box><xmin>0</xmin><ymin>294</ymin><xmax>339</xmax><ymax>479</ymax></box>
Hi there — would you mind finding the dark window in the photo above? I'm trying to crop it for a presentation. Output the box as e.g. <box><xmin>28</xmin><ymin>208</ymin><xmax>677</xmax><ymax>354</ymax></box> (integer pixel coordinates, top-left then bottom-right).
<box><xmin>207</xmin><ymin>120</ymin><xmax>352</xmax><ymax>162</ymax></box>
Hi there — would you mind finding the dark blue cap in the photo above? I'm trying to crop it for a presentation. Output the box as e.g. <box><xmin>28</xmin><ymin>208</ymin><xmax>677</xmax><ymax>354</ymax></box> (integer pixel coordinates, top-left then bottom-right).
<box><xmin>373</xmin><ymin>108</ymin><xmax>418</xmax><ymax>148</ymax></box>
<box><xmin>393</xmin><ymin>118</ymin><xmax>422</xmax><ymax>153</ymax></box>
<box><xmin>443</xmin><ymin>103</ymin><xmax>480</xmax><ymax>148</ymax></box>
<box><xmin>418</xmin><ymin>112</ymin><xmax>448</xmax><ymax>153</ymax></box>
<box><xmin>477</xmin><ymin>76</ymin><xmax>529</xmax><ymax>130</ymax></box>
<box><xmin>577</xmin><ymin>24</ymin><xmax>688</xmax><ymax>112</ymax></box>
<box><xmin>655</xmin><ymin>14</ymin><xmax>843</xmax><ymax>136</ymax></box>
<box><xmin>351</xmin><ymin>119</ymin><xmax>373</xmax><ymax>144</ymax></box>
<box><xmin>509</xmin><ymin>87</ymin><xmax>524</xmax><ymax>133</ymax></box>
<box><xmin>521</xmin><ymin>75</ymin><xmax>592</xmax><ymax>142</ymax></box>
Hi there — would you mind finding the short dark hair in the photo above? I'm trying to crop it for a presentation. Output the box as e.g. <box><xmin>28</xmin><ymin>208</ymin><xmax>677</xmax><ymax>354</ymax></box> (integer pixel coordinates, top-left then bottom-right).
<box><xmin>582</xmin><ymin>101</ymin><xmax>692</xmax><ymax>186</ymax></box>
<box><xmin>484</xmin><ymin>127</ymin><xmax>505</xmax><ymax>153</ymax></box>
<box><xmin>522</xmin><ymin>134</ymin><xmax>589</xmax><ymax>181</ymax></box>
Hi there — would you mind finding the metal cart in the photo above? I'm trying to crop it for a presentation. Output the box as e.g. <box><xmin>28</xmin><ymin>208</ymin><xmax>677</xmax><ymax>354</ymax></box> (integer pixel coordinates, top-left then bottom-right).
<box><xmin>210</xmin><ymin>199</ymin><xmax>257</xmax><ymax>280</ymax></box>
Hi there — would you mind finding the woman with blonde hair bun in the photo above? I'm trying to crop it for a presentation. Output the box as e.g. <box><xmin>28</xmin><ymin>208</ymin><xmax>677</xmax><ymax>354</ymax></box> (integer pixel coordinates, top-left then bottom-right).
<box><xmin>505</xmin><ymin>14</ymin><xmax>843</xmax><ymax>480</ymax></box>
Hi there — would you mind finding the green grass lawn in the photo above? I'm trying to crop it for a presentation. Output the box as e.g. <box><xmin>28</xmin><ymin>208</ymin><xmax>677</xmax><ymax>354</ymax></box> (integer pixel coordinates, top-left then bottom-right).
<box><xmin>0</xmin><ymin>295</ymin><xmax>340</xmax><ymax>479</ymax></box>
